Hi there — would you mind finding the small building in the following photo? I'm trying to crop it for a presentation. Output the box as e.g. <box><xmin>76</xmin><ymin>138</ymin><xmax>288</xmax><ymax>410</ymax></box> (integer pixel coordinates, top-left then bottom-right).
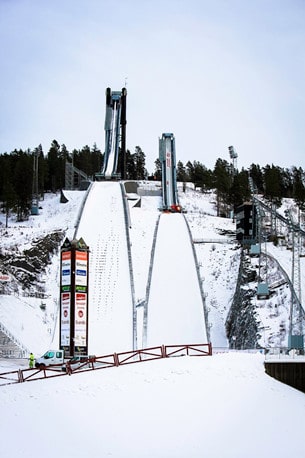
<box><xmin>249</xmin><ymin>244</ymin><xmax>260</xmax><ymax>257</ymax></box>
<box><xmin>288</xmin><ymin>335</ymin><xmax>304</xmax><ymax>351</ymax></box>
<box><xmin>236</xmin><ymin>202</ymin><xmax>257</xmax><ymax>245</ymax></box>
<box><xmin>257</xmin><ymin>282</ymin><xmax>270</xmax><ymax>299</ymax></box>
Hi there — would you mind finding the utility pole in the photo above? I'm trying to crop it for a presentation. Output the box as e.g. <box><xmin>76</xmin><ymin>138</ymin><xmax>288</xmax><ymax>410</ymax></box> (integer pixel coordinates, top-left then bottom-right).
<box><xmin>31</xmin><ymin>150</ymin><xmax>39</xmax><ymax>215</ymax></box>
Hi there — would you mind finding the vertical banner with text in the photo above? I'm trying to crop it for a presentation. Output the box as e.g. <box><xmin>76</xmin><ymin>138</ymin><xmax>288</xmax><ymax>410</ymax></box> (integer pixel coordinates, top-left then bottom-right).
<box><xmin>74</xmin><ymin>250</ymin><xmax>89</xmax><ymax>351</ymax></box>
<box><xmin>59</xmin><ymin>238</ymin><xmax>89</xmax><ymax>357</ymax></box>
<box><xmin>60</xmin><ymin>249</ymin><xmax>71</xmax><ymax>353</ymax></box>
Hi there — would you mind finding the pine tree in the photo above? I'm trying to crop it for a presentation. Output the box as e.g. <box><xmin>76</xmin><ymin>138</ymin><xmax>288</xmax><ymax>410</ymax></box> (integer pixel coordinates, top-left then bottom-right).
<box><xmin>229</xmin><ymin>168</ymin><xmax>251</xmax><ymax>211</ymax></box>
<box><xmin>176</xmin><ymin>160</ymin><xmax>186</xmax><ymax>183</ymax></box>
<box><xmin>292</xmin><ymin>167</ymin><xmax>305</xmax><ymax>212</ymax></box>
<box><xmin>33</xmin><ymin>144</ymin><xmax>46</xmax><ymax>199</ymax></box>
<box><xmin>249</xmin><ymin>164</ymin><xmax>264</xmax><ymax>194</ymax></box>
<box><xmin>91</xmin><ymin>143</ymin><xmax>102</xmax><ymax>175</ymax></box>
<box><xmin>12</xmin><ymin>149</ymin><xmax>33</xmax><ymax>221</ymax></box>
<box><xmin>0</xmin><ymin>153</ymin><xmax>16</xmax><ymax>227</ymax></box>
<box><xmin>125</xmin><ymin>149</ymin><xmax>136</xmax><ymax>179</ymax></box>
<box><xmin>154</xmin><ymin>158</ymin><xmax>162</xmax><ymax>181</ymax></box>
<box><xmin>263</xmin><ymin>164</ymin><xmax>282</xmax><ymax>207</ymax></box>
<box><xmin>46</xmin><ymin>140</ymin><xmax>61</xmax><ymax>192</ymax></box>
<box><xmin>134</xmin><ymin>146</ymin><xmax>146</xmax><ymax>180</ymax></box>
<box><xmin>213</xmin><ymin>158</ymin><xmax>232</xmax><ymax>216</ymax></box>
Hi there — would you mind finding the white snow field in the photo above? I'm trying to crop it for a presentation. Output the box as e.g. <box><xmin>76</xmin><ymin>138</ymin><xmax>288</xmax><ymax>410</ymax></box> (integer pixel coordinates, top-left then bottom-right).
<box><xmin>1</xmin><ymin>184</ymin><xmax>305</xmax><ymax>457</ymax></box>
<box><xmin>1</xmin><ymin>352</ymin><xmax>305</xmax><ymax>458</ymax></box>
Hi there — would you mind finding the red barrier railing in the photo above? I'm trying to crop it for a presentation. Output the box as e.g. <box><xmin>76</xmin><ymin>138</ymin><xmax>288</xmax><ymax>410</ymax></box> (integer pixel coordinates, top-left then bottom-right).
<box><xmin>165</xmin><ymin>343</ymin><xmax>212</xmax><ymax>357</ymax></box>
<box><xmin>0</xmin><ymin>343</ymin><xmax>212</xmax><ymax>386</ymax></box>
<box><xmin>115</xmin><ymin>345</ymin><xmax>164</xmax><ymax>366</ymax></box>
<box><xmin>0</xmin><ymin>369</ymin><xmax>20</xmax><ymax>385</ymax></box>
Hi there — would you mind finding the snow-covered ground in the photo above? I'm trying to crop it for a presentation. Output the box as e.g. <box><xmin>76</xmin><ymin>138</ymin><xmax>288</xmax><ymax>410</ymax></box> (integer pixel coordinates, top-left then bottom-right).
<box><xmin>1</xmin><ymin>352</ymin><xmax>305</xmax><ymax>458</ymax></box>
<box><xmin>0</xmin><ymin>190</ymin><xmax>85</xmax><ymax>354</ymax></box>
<box><xmin>1</xmin><ymin>183</ymin><xmax>305</xmax><ymax>457</ymax></box>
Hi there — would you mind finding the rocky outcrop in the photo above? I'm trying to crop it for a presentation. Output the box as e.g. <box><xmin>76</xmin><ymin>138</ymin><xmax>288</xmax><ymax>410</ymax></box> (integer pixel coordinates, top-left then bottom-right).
<box><xmin>225</xmin><ymin>252</ymin><xmax>260</xmax><ymax>349</ymax></box>
<box><xmin>0</xmin><ymin>230</ymin><xmax>65</xmax><ymax>294</ymax></box>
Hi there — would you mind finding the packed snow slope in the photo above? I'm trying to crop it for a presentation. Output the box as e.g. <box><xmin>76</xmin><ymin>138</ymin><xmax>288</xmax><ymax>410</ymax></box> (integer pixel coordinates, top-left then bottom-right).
<box><xmin>146</xmin><ymin>212</ymin><xmax>208</xmax><ymax>347</ymax></box>
<box><xmin>1</xmin><ymin>353</ymin><xmax>305</xmax><ymax>458</ymax></box>
<box><xmin>74</xmin><ymin>181</ymin><xmax>208</xmax><ymax>353</ymax></box>
<box><xmin>74</xmin><ymin>181</ymin><xmax>134</xmax><ymax>354</ymax></box>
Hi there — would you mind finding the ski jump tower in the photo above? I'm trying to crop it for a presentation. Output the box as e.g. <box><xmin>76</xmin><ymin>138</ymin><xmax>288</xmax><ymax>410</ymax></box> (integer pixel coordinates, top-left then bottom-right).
<box><xmin>159</xmin><ymin>133</ymin><xmax>181</xmax><ymax>212</ymax></box>
<box><xmin>96</xmin><ymin>87</ymin><xmax>127</xmax><ymax>180</ymax></box>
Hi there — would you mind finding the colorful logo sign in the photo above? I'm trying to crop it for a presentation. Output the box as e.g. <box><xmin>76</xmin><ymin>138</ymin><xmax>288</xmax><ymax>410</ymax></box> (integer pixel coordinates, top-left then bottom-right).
<box><xmin>61</xmin><ymin>251</ymin><xmax>71</xmax><ymax>286</ymax></box>
<box><xmin>60</xmin><ymin>292</ymin><xmax>71</xmax><ymax>346</ymax></box>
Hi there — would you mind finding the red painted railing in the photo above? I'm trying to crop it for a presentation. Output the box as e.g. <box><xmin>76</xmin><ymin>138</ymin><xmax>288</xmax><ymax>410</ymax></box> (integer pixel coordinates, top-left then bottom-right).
<box><xmin>0</xmin><ymin>343</ymin><xmax>212</xmax><ymax>387</ymax></box>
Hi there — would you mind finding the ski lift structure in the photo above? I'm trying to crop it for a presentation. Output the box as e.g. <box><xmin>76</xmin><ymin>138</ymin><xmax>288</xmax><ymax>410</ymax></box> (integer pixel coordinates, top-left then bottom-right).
<box><xmin>248</xmin><ymin>175</ymin><xmax>305</xmax><ymax>348</ymax></box>
<box><xmin>256</xmin><ymin>233</ymin><xmax>270</xmax><ymax>300</ymax></box>
<box><xmin>248</xmin><ymin>176</ymin><xmax>270</xmax><ymax>299</ymax></box>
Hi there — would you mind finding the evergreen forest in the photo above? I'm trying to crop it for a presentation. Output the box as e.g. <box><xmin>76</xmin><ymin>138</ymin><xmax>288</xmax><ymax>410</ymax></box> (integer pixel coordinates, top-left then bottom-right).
<box><xmin>1</xmin><ymin>139</ymin><xmax>305</xmax><ymax>223</ymax></box>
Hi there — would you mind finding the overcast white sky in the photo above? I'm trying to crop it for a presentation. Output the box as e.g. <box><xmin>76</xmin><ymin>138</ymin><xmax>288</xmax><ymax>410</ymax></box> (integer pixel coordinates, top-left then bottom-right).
<box><xmin>1</xmin><ymin>0</ymin><xmax>304</xmax><ymax>173</ymax></box>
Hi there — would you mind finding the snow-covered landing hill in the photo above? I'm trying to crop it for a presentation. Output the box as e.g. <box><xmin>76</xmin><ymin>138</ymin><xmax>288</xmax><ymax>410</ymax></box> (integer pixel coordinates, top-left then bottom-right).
<box><xmin>0</xmin><ymin>184</ymin><xmax>303</xmax><ymax>355</ymax></box>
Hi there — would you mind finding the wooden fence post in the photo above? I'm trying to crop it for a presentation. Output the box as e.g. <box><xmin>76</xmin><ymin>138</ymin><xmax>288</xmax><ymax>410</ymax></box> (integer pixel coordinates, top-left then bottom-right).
<box><xmin>161</xmin><ymin>345</ymin><xmax>166</xmax><ymax>358</ymax></box>
<box><xmin>113</xmin><ymin>353</ymin><xmax>119</xmax><ymax>367</ymax></box>
<box><xmin>18</xmin><ymin>369</ymin><xmax>24</xmax><ymax>383</ymax></box>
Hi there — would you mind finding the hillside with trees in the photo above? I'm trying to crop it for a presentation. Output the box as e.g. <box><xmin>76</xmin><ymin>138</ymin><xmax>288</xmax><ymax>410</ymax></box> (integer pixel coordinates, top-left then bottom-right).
<box><xmin>1</xmin><ymin>140</ymin><xmax>305</xmax><ymax>223</ymax></box>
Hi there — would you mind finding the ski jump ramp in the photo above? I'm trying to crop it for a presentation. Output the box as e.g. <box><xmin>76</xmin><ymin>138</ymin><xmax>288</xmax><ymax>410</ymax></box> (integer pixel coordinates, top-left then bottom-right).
<box><xmin>145</xmin><ymin>213</ymin><xmax>208</xmax><ymax>347</ymax></box>
<box><xmin>75</xmin><ymin>181</ymin><xmax>134</xmax><ymax>354</ymax></box>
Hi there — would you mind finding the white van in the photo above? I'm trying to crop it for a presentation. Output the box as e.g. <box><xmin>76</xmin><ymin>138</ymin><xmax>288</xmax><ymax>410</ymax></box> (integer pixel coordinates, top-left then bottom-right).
<box><xmin>35</xmin><ymin>350</ymin><xmax>65</xmax><ymax>369</ymax></box>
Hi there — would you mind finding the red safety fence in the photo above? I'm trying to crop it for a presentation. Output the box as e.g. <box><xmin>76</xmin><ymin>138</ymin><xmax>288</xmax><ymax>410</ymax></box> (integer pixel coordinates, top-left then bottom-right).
<box><xmin>0</xmin><ymin>342</ymin><xmax>212</xmax><ymax>387</ymax></box>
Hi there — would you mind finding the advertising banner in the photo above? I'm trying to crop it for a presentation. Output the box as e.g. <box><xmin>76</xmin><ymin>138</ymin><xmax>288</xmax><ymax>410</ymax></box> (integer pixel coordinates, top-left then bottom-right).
<box><xmin>74</xmin><ymin>292</ymin><xmax>87</xmax><ymax>347</ymax></box>
<box><xmin>60</xmin><ymin>239</ymin><xmax>89</xmax><ymax>355</ymax></box>
<box><xmin>60</xmin><ymin>292</ymin><xmax>71</xmax><ymax>347</ymax></box>
<box><xmin>61</xmin><ymin>251</ymin><xmax>71</xmax><ymax>286</ymax></box>
<box><xmin>75</xmin><ymin>250</ymin><xmax>88</xmax><ymax>286</ymax></box>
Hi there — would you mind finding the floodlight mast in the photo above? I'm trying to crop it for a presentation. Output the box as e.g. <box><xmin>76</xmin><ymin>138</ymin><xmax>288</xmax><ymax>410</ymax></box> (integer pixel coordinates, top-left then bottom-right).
<box><xmin>228</xmin><ymin>145</ymin><xmax>238</xmax><ymax>175</ymax></box>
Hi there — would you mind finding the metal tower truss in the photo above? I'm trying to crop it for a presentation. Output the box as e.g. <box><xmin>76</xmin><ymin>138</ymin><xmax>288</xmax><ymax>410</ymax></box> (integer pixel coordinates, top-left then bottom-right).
<box><xmin>65</xmin><ymin>161</ymin><xmax>89</xmax><ymax>190</ymax></box>
<box><xmin>283</xmin><ymin>208</ymin><xmax>305</xmax><ymax>341</ymax></box>
<box><xmin>248</xmin><ymin>176</ymin><xmax>259</xmax><ymax>242</ymax></box>
<box><xmin>270</xmin><ymin>202</ymin><xmax>277</xmax><ymax>237</ymax></box>
<box><xmin>285</xmin><ymin>210</ymin><xmax>302</xmax><ymax>304</ymax></box>
<box><xmin>249</xmin><ymin>175</ymin><xmax>305</xmax><ymax>340</ymax></box>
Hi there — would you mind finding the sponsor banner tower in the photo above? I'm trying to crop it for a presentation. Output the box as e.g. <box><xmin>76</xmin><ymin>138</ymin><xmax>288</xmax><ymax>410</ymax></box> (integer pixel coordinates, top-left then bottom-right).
<box><xmin>60</xmin><ymin>237</ymin><xmax>89</xmax><ymax>357</ymax></box>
